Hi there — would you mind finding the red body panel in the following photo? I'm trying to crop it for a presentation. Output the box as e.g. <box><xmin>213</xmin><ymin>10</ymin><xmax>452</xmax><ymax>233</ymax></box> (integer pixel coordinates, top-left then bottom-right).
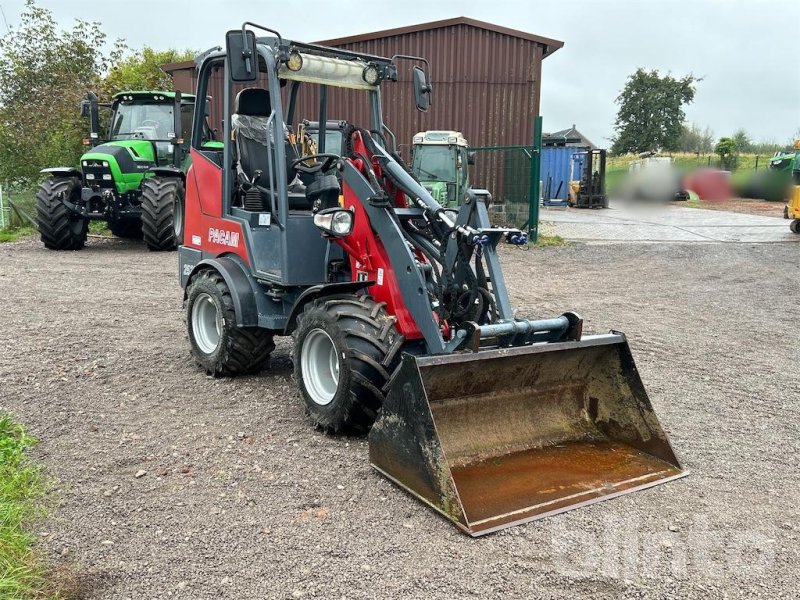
<box><xmin>340</xmin><ymin>179</ymin><xmax>422</xmax><ymax>340</ymax></box>
<box><xmin>185</xmin><ymin>148</ymin><xmax>249</xmax><ymax>265</ymax></box>
<box><xmin>336</xmin><ymin>132</ymin><xmax>425</xmax><ymax>340</ymax></box>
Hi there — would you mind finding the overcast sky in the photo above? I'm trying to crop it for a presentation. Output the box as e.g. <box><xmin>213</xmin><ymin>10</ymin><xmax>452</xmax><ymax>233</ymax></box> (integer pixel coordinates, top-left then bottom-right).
<box><xmin>2</xmin><ymin>0</ymin><xmax>798</xmax><ymax>146</ymax></box>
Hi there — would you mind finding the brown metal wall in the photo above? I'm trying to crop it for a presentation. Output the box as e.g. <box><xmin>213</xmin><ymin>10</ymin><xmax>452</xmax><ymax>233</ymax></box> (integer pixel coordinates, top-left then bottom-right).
<box><xmin>166</xmin><ymin>23</ymin><xmax>547</xmax><ymax>198</ymax></box>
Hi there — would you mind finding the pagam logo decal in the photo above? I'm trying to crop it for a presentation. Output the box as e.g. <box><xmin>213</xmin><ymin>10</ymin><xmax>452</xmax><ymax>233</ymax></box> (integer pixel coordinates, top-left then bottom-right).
<box><xmin>208</xmin><ymin>227</ymin><xmax>240</xmax><ymax>248</ymax></box>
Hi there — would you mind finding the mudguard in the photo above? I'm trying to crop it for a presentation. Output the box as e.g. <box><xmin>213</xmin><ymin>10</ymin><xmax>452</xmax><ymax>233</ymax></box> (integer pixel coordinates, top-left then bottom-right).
<box><xmin>283</xmin><ymin>281</ymin><xmax>373</xmax><ymax>334</ymax></box>
<box><xmin>149</xmin><ymin>166</ymin><xmax>184</xmax><ymax>179</ymax></box>
<box><xmin>186</xmin><ymin>256</ymin><xmax>262</xmax><ymax>327</ymax></box>
<box><xmin>41</xmin><ymin>167</ymin><xmax>82</xmax><ymax>178</ymax></box>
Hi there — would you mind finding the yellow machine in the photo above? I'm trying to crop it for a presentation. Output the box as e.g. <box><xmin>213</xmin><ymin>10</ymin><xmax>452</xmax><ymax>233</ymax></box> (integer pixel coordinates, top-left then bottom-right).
<box><xmin>788</xmin><ymin>186</ymin><xmax>800</xmax><ymax>233</ymax></box>
<box><xmin>786</xmin><ymin>140</ymin><xmax>800</xmax><ymax>234</ymax></box>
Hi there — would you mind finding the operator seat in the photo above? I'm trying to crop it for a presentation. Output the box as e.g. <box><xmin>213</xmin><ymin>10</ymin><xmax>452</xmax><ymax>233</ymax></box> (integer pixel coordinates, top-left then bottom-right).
<box><xmin>231</xmin><ymin>88</ymin><xmax>309</xmax><ymax>211</ymax></box>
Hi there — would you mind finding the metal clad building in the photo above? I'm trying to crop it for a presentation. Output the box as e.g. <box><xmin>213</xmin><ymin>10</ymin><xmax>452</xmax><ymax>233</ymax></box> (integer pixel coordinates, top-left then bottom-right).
<box><xmin>163</xmin><ymin>17</ymin><xmax>563</xmax><ymax>197</ymax></box>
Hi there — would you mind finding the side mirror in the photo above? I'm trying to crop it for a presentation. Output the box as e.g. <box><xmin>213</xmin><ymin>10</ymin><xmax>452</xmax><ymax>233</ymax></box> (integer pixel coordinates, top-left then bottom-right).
<box><xmin>80</xmin><ymin>100</ymin><xmax>90</xmax><ymax>118</ymax></box>
<box><xmin>468</xmin><ymin>151</ymin><xmax>476</xmax><ymax>165</ymax></box>
<box><xmin>412</xmin><ymin>66</ymin><xmax>431</xmax><ymax>112</ymax></box>
<box><xmin>226</xmin><ymin>29</ymin><xmax>258</xmax><ymax>82</ymax></box>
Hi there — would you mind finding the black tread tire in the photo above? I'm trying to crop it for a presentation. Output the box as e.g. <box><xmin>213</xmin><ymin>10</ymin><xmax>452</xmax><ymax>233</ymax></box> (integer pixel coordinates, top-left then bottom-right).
<box><xmin>35</xmin><ymin>177</ymin><xmax>88</xmax><ymax>250</ymax></box>
<box><xmin>109</xmin><ymin>218</ymin><xmax>142</xmax><ymax>239</ymax></box>
<box><xmin>791</xmin><ymin>219</ymin><xmax>800</xmax><ymax>234</ymax></box>
<box><xmin>186</xmin><ymin>269</ymin><xmax>275</xmax><ymax>376</ymax></box>
<box><xmin>291</xmin><ymin>294</ymin><xmax>404</xmax><ymax>435</ymax></box>
<box><xmin>141</xmin><ymin>176</ymin><xmax>183</xmax><ymax>251</ymax></box>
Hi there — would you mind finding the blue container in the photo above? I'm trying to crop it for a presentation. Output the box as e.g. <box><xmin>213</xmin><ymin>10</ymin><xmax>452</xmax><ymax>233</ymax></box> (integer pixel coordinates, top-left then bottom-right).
<box><xmin>541</xmin><ymin>147</ymin><xmax>586</xmax><ymax>200</ymax></box>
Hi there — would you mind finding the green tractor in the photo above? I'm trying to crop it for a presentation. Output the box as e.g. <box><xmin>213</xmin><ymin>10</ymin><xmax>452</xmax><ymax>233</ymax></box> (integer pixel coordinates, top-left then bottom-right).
<box><xmin>36</xmin><ymin>90</ymin><xmax>204</xmax><ymax>251</ymax></box>
<box><xmin>410</xmin><ymin>130</ymin><xmax>474</xmax><ymax>208</ymax></box>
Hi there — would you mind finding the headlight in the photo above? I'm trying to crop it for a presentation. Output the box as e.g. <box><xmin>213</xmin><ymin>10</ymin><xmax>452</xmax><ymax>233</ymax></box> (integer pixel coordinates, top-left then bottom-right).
<box><xmin>85</xmin><ymin>174</ymin><xmax>95</xmax><ymax>180</ymax></box>
<box><xmin>102</xmin><ymin>174</ymin><xmax>112</xmax><ymax>180</ymax></box>
<box><xmin>413</xmin><ymin>135</ymin><xmax>424</xmax><ymax>144</ymax></box>
<box><xmin>448</xmin><ymin>136</ymin><xmax>458</xmax><ymax>144</ymax></box>
<box><xmin>102</xmin><ymin>161</ymin><xmax>108</xmax><ymax>167</ymax></box>
<box><xmin>331</xmin><ymin>210</ymin><xmax>353</xmax><ymax>234</ymax></box>
<box><xmin>286</xmin><ymin>49</ymin><xmax>303</xmax><ymax>72</ymax></box>
<box><xmin>278</xmin><ymin>52</ymin><xmax>378</xmax><ymax>91</ymax></box>
<box><xmin>362</xmin><ymin>63</ymin><xmax>380</xmax><ymax>86</ymax></box>
<box><xmin>313</xmin><ymin>208</ymin><xmax>354</xmax><ymax>237</ymax></box>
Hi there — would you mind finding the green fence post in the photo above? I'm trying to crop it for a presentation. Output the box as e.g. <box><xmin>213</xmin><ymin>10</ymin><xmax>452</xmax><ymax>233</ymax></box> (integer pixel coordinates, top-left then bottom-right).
<box><xmin>528</xmin><ymin>116</ymin><xmax>542</xmax><ymax>242</ymax></box>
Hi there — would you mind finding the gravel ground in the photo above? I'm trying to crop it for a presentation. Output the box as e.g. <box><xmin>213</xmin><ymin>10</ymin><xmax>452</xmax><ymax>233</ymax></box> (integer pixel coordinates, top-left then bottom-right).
<box><xmin>0</xmin><ymin>235</ymin><xmax>798</xmax><ymax>599</ymax></box>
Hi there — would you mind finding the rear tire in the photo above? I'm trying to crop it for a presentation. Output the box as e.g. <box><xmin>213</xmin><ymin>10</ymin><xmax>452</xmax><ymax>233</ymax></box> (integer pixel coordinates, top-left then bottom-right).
<box><xmin>292</xmin><ymin>294</ymin><xmax>403</xmax><ymax>435</ymax></box>
<box><xmin>35</xmin><ymin>177</ymin><xmax>88</xmax><ymax>250</ymax></box>
<box><xmin>186</xmin><ymin>269</ymin><xmax>275</xmax><ymax>376</ymax></box>
<box><xmin>109</xmin><ymin>218</ymin><xmax>142</xmax><ymax>239</ymax></box>
<box><xmin>791</xmin><ymin>219</ymin><xmax>800</xmax><ymax>234</ymax></box>
<box><xmin>141</xmin><ymin>176</ymin><xmax>183</xmax><ymax>251</ymax></box>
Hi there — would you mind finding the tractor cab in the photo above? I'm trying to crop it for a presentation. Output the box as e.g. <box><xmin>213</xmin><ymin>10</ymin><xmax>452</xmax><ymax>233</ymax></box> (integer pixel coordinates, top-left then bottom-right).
<box><xmin>410</xmin><ymin>131</ymin><xmax>473</xmax><ymax>208</ymax></box>
<box><xmin>83</xmin><ymin>91</ymin><xmax>196</xmax><ymax>169</ymax></box>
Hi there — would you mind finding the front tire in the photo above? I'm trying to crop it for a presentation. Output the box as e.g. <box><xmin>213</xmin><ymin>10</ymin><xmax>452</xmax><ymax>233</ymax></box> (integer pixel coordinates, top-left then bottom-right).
<box><xmin>791</xmin><ymin>219</ymin><xmax>800</xmax><ymax>234</ymax></box>
<box><xmin>36</xmin><ymin>177</ymin><xmax>88</xmax><ymax>250</ymax></box>
<box><xmin>292</xmin><ymin>295</ymin><xmax>403</xmax><ymax>434</ymax></box>
<box><xmin>141</xmin><ymin>176</ymin><xmax>183</xmax><ymax>251</ymax></box>
<box><xmin>186</xmin><ymin>269</ymin><xmax>275</xmax><ymax>376</ymax></box>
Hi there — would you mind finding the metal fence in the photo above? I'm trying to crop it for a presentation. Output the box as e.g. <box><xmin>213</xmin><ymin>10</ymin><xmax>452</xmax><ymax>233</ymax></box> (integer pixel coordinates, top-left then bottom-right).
<box><xmin>470</xmin><ymin>145</ymin><xmax>538</xmax><ymax>233</ymax></box>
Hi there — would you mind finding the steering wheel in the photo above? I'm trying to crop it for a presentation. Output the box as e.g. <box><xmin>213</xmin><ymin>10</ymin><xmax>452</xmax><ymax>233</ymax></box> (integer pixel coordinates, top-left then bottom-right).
<box><xmin>291</xmin><ymin>153</ymin><xmax>340</xmax><ymax>175</ymax></box>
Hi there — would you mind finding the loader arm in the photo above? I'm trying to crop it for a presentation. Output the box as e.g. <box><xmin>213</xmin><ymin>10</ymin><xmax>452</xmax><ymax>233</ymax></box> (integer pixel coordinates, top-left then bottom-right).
<box><xmin>341</xmin><ymin>132</ymin><xmax>578</xmax><ymax>354</ymax></box>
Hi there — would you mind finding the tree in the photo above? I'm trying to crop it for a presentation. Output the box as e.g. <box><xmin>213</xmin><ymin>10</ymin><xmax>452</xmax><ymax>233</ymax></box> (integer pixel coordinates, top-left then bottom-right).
<box><xmin>103</xmin><ymin>47</ymin><xmax>197</xmax><ymax>95</ymax></box>
<box><xmin>731</xmin><ymin>129</ymin><xmax>752</xmax><ymax>153</ymax></box>
<box><xmin>677</xmin><ymin>123</ymin><xmax>715</xmax><ymax>153</ymax></box>
<box><xmin>611</xmin><ymin>69</ymin><xmax>698</xmax><ymax>155</ymax></box>
<box><xmin>715</xmin><ymin>137</ymin><xmax>737</xmax><ymax>170</ymax></box>
<box><xmin>0</xmin><ymin>0</ymin><xmax>124</xmax><ymax>185</ymax></box>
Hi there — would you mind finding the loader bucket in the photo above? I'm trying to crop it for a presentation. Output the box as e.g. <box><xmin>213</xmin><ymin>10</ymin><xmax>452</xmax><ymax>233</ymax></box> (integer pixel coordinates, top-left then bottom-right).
<box><xmin>369</xmin><ymin>333</ymin><xmax>686</xmax><ymax>536</ymax></box>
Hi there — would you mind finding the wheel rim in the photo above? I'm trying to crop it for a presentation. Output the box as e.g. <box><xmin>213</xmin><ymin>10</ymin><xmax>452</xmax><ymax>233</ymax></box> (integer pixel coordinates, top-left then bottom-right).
<box><xmin>301</xmin><ymin>329</ymin><xmax>340</xmax><ymax>406</ymax></box>
<box><xmin>192</xmin><ymin>293</ymin><xmax>221</xmax><ymax>354</ymax></box>
<box><xmin>173</xmin><ymin>196</ymin><xmax>183</xmax><ymax>241</ymax></box>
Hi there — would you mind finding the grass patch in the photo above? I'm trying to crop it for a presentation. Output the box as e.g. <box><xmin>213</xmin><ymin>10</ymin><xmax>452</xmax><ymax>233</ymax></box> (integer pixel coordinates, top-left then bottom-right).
<box><xmin>0</xmin><ymin>414</ymin><xmax>49</xmax><ymax>597</ymax></box>
<box><xmin>0</xmin><ymin>227</ymin><xmax>36</xmax><ymax>243</ymax></box>
<box><xmin>530</xmin><ymin>233</ymin><xmax>567</xmax><ymax>248</ymax></box>
<box><xmin>87</xmin><ymin>221</ymin><xmax>111</xmax><ymax>237</ymax></box>
<box><xmin>0</xmin><ymin>414</ymin><xmax>84</xmax><ymax>599</ymax></box>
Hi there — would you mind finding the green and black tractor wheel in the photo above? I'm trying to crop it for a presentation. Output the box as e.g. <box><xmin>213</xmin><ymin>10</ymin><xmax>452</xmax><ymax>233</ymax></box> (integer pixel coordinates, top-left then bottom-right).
<box><xmin>186</xmin><ymin>269</ymin><xmax>275</xmax><ymax>376</ymax></box>
<box><xmin>35</xmin><ymin>176</ymin><xmax>89</xmax><ymax>251</ymax></box>
<box><xmin>140</xmin><ymin>176</ymin><xmax>183</xmax><ymax>251</ymax></box>
<box><xmin>291</xmin><ymin>294</ymin><xmax>404</xmax><ymax>435</ymax></box>
<box><xmin>109</xmin><ymin>218</ymin><xmax>142</xmax><ymax>239</ymax></box>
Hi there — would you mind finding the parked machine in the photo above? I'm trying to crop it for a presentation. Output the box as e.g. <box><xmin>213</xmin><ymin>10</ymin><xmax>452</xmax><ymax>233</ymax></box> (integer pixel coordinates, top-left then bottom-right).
<box><xmin>410</xmin><ymin>131</ymin><xmax>473</xmax><ymax>208</ymax></box>
<box><xmin>776</xmin><ymin>141</ymin><xmax>800</xmax><ymax>229</ymax></box>
<box><xmin>568</xmin><ymin>148</ymin><xmax>608</xmax><ymax>208</ymax></box>
<box><xmin>786</xmin><ymin>146</ymin><xmax>800</xmax><ymax>234</ymax></box>
<box><xmin>36</xmin><ymin>91</ymin><xmax>206</xmax><ymax>251</ymax></box>
<box><xmin>178</xmin><ymin>25</ymin><xmax>685</xmax><ymax>536</ymax></box>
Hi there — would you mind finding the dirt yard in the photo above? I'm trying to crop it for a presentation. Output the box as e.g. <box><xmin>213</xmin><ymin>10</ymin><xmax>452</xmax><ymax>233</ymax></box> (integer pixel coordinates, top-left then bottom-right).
<box><xmin>686</xmin><ymin>197</ymin><xmax>786</xmax><ymax>218</ymax></box>
<box><xmin>0</xmin><ymin>235</ymin><xmax>798</xmax><ymax>599</ymax></box>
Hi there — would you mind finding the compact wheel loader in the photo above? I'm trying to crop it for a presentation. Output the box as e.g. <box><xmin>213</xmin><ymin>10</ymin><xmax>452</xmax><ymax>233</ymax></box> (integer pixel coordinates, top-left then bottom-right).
<box><xmin>36</xmin><ymin>91</ymin><xmax>216</xmax><ymax>251</ymax></box>
<box><xmin>178</xmin><ymin>26</ymin><xmax>686</xmax><ymax>536</ymax></box>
